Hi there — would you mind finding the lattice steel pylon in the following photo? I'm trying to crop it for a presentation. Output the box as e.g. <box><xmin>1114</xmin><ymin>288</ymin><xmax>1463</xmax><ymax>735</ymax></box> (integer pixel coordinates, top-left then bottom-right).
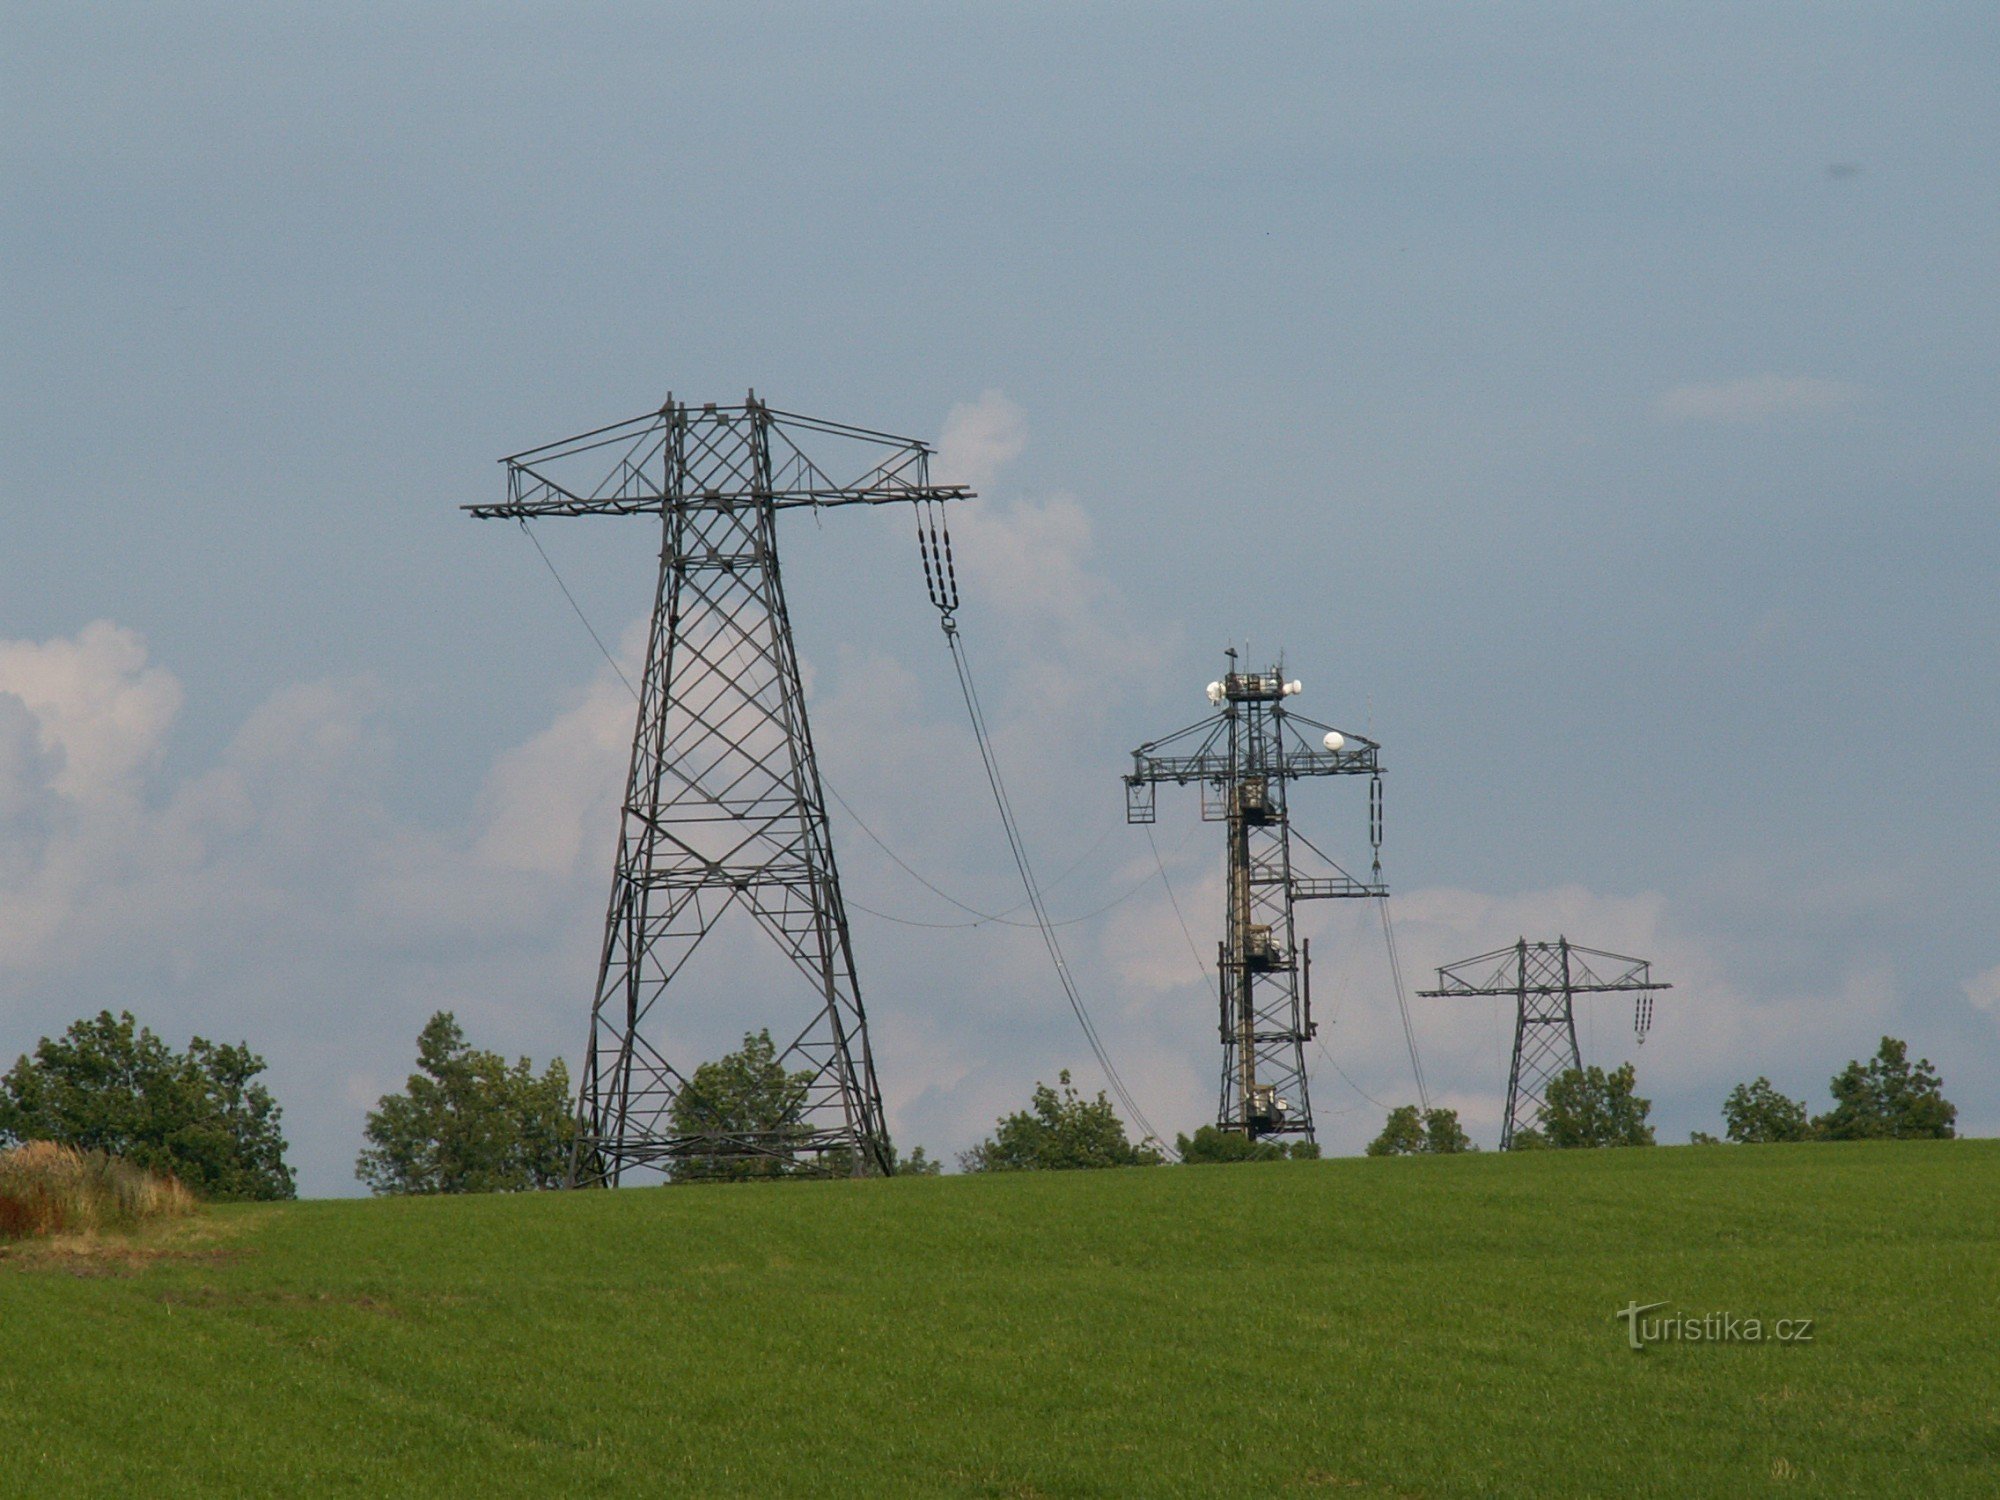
<box><xmin>1124</xmin><ymin>651</ymin><xmax>1385</xmax><ymax>1143</ymax></box>
<box><xmin>1418</xmin><ymin>938</ymin><xmax>1670</xmax><ymax>1149</ymax></box>
<box><xmin>468</xmin><ymin>393</ymin><xmax>970</xmax><ymax>1185</ymax></box>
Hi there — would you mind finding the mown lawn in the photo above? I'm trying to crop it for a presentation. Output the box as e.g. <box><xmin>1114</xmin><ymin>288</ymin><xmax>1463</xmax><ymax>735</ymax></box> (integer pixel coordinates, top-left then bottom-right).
<box><xmin>2</xmin><ymin>1140</ymin><xmax>1995</xmax><ymax>1496</ymax></box>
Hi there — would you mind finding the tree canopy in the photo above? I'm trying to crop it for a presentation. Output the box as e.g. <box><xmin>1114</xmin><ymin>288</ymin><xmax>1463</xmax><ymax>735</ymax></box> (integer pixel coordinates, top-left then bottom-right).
<box><xmin>1176</xmin><ymin>1124</ymin><xmax>1321</xmax><ymax>1163</ymax></box>
<box><xmin>1534</xmin><ymin>1063</ymin><xmax>1655</xmax><ymax>1148</ymax></box>
<box><xmin>960</xmin><ymin>1070</ymin><xmax>1164</xmax><ymax>1172</ymax></box>
<box><xmin>666</xmin><ymin>1029</ymin><xmax>818</xmax><ymax>1182</ymax></box>
<box><xmin>356</xmin><ymin>1011</ymin><xmax>575</xmax><ymax>1194</ymax></box>
<box><xmin>0</xmin><ymin>1009</ymin><xmax>294</xmax><ymax>1201</ymax></box>
<box><xmin>1366</xmin><ymin>1105</ymin><xmax>1476</xmax><ymax>1156</ymax></box>
<box><xmin>1814</xmin><ymin>1037</ymin><xmax>1956</xmax><ymax>1141</ymax></box>
<box><xmin>1722</xmin><ymin>1077</ymin><xmax>1813</xmax><ymax>1143</ymax></box>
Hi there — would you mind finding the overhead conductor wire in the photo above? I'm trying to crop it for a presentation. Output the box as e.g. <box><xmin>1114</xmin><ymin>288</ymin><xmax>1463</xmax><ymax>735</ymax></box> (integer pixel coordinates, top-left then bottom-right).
<box><xmin>520</xmin><ymin>504</ymin><xmax>1175</xmax><ymax>1154</ymax></box>
<box><xmin>917</xmin><ymin>499</ymin><xmax>1174</xmax><ymax>1157</ymax></box>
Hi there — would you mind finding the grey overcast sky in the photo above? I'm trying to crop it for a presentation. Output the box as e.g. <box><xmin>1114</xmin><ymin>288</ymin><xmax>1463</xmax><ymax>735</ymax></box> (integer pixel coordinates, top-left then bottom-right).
<box><xmin>4</xmin><ymin>3</ymin><xmax>1996</xmax><ymax>1193</ymax></box>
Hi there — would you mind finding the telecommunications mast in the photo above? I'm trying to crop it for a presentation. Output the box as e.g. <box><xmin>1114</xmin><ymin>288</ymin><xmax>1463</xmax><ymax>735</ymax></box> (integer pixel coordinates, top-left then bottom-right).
<box><xmin>1124</xmin><ymin>651</ymin><xmax>1385</xmax><ymax>1145</ymax></box>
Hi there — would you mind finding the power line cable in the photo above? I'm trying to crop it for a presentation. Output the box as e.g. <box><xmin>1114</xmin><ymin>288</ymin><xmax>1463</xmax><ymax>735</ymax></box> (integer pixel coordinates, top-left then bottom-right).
<box><xmin>1376</xmin><ymin>894</ymin><xmax>1431</xmax><ymax>1113</ymax></box>
<box><xmin>518</xmin><ymin>519</ymin><xmax>638</xmax><ymax>702</ymax></box>
<box><xmin>916</xmin><ymin>498</ymin><xmax>1172</xmax><ymax>1157</ymax></box>
<box><xmin>516</xmin><ymin>518</ymin><xmax>1136</xmax><ymax>934</ymax></box>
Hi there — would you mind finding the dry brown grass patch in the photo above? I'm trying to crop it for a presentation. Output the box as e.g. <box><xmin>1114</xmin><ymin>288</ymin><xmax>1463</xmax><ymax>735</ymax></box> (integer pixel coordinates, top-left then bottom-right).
<box><xmin>0</xmin><ymin>1141</ymin><xmax>199</xmax><ymax>1243</ymax></box>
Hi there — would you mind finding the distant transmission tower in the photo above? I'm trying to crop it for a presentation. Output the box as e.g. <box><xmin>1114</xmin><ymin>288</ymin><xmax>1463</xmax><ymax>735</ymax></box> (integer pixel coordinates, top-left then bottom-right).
<box><xmin>1124</xmin><ymin>651</ymin><xmax>1384</xmax><ymax>1144</ymax></box>
<box><xmin>1419</xmin><ymin>938</ymin><xmax>1669</xmax><ymax>1149</ymax></box>
<box><xmin>470</xmin><ymin>393</ymin><xmax>969</xmax><ymax>1184</ymax></box>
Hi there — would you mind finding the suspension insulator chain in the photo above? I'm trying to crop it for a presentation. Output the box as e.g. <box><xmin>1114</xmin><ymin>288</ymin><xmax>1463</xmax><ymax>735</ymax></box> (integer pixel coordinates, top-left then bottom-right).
<box><xmin>915</xmin><ymin>499</ymin><xmax>959</xmax><ymax>630</ymax></box>
<box><xmin>1635</xmin><ymin>990</ymin><xmax>1654</xmax><ymax>1045</ymax></box>
<box><xmin>1369</xmin><ymin>773</ymin><xmax>1384</xmax><ymax>882</ymax></box>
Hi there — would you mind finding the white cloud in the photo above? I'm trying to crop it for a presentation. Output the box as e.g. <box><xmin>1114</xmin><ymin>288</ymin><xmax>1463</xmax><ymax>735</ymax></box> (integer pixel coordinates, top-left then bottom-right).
<box><xmin>0</xmin><ymin>620</ymin><xmax>182</xmax><ymax>804</ymax></box>
<box><xmin>1966</xmin><ymin>964</ymin><xmax>2000</xmax><ymax>1018</ymax></box>
<box><xmin>935</xmin><ymin>388</ymin><xmax>1028</xmax><ymax>491</ymax></box>
<box><xmin>1654</xmin><ymin>373</ymin><xmax>1863</xmax><ymax>425</ymax></box>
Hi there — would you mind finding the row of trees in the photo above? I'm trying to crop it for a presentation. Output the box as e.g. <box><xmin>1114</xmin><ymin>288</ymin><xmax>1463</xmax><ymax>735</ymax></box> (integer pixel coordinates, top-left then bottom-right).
<box><xmin>0</xmin><ymin>1010</ymin><xmax>1962</xmax><ymax>1196</ymax></box>
<box><xmin>1701</xmin><ymin>1037</ymin><xmax>1956</xmax><ymax>1144</ymax></box>
<box><xmin>1362</xmin><ymin>1036</ymin><xmax>1958</xmax><ymax>1156</ymax></box>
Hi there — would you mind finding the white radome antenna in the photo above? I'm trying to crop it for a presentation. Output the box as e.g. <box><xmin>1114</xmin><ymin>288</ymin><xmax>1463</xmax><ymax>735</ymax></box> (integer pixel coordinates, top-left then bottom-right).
<box><xmin>1206</xmin><ymin>681</ymin><xmax>1225</xmax><ymax>705</ymax></box>
<box><xmin>1323</xmin><ymin>731</ymin><xmax>1345</xmax><ymax>751</ymax></box>
<box><xmin>1283</xmin><ymin>679</ymin><xmax>1303</xmax><ymax>696</ymax></box>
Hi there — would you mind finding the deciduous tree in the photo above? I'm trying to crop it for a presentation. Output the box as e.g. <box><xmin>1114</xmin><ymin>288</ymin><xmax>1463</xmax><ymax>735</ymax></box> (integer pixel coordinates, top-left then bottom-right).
<box><xmin>1537</xmin><ymin>1063</ymin><xmax>1654</xmax><ymax>1148</ymax></box>
<box><xmin>960</xmin><ymin>1071</ymin><xmax>1164</xmax><ymax>1172</ymax></box>
<box><xmin>1176</xmin><ymin>1123</ymin><xmax>1320</xmax><ymax>1162</ymax></box>
<box><xmin>1366</xmin><ymin>1105</ymin><xmax>1476</xmax><ymax>1156</ymax></box>
<box><xmin>357</xmin><ymin>1012</ymin><xmax>575</xmax><ymax>1194</ymax></box>
<box><xmin>666</xmin><ymin>1029</ymin><xmax>817</xmax><ymax>1182</ymax></box>
<box><xmin>1721</xmin><ymin>1077</ymin><xmax>1813</xmax><ymax>1144</ymax></box>
<box><xmin>0</xmin><ymin>1010</ymin><xmax>294</xmax><ymax>1201</ymax></box>
<box><xmin>1814</xmin><ymin>1037</ymin><xmax>1956</xmax><ymax>1141</ymax></box>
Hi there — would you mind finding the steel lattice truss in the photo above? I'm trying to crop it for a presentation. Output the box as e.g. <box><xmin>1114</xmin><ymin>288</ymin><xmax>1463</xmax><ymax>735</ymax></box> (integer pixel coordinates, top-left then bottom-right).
<box><xmin>1124</xmin><ymin>655</ymin><xmax>1384</xmax><ymax>1143</ymax></box>
<box><xmin>1419</xmin><ymin>938</ymin><xmax>1669</xmax><ymax>1149</ymax></box>
<box><xmin>469</xmin><ymin>394</ymin><xmax>969</xmax><ymax>1184</ymax></box>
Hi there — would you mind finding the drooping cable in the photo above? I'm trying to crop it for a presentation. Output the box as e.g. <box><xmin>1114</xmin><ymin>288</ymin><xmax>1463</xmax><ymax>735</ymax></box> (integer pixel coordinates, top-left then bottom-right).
<box><xmin>516</xmin><ymin>514</ymin><xmax>1136</xmax><ymax>934</ymax></box>
<box><xmin>917</xmin><ymin>500</ymin><xmax>1173</xmax><ymax>1157</ymax></box>
<box><xmin>1377</xmin><ymin>894</ymin><xmax>1431</xmax><ymax>1114</ymax></box>
<box><xmin>1146</xmin><ymin>826</ymin><xmax>1211</xmax><ymax>980</ymax></box>
<box><xmin>519</xmin><ymin>519</ymin><xmax>639</xmax><ymax>703</ymax></box>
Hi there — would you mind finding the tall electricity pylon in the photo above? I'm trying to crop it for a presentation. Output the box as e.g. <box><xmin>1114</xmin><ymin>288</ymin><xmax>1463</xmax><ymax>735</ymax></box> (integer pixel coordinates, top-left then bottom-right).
<box><xmin>1418</xmin><ymin>938</ymin><xmax>1669</xmax><ymax>1149</ymax></box>
<box><xmin>1124</xmin><ymin>651</ymin><xmax>1384</xmax><ymax>1144</ymax></box>
<box><xmin>469</xmin><ymin>393</ymin><xmax>969</xmax><ymax>1184</ymax></box>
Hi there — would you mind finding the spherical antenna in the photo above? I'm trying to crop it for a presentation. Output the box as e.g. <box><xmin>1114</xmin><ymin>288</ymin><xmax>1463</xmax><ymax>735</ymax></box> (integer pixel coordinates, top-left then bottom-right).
<box><xmin>1323</xmin><ymin>731</ymin><xmax>1345</xmax><ymax>751</ymax></box>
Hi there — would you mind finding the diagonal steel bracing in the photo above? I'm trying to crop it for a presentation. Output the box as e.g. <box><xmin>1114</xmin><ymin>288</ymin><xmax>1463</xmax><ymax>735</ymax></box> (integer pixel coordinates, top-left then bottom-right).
<box><xmin>1124</xmin><ymin>651</ymin><xmax>1385</xmax><ymax>1144</ymax></box>
<box><xmin>469</xmin><ymin>394</ymin><xmax>970</xmax><ymax>1183</ymax></box>
<box><xmin>1419</xmin><ymin>938</ymin><xmax>1670</xmax><ymax>1149</ymax></box>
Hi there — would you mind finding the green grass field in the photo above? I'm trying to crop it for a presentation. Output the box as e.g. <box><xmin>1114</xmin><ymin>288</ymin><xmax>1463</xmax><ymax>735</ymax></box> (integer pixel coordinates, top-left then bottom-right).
<box><xmin>3</xmin><ymin>1140</ymin><xmax>1995</xmax><ymax>1497</ymax></box>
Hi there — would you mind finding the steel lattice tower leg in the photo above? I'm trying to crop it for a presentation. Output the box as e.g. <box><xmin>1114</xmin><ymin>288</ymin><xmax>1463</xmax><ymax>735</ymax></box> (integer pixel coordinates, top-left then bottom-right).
<box><xmin>569</xmin><ymin>405</ymin><xmax>890</xmax><ymax>1184</ymax></box>
<box><xmin>1219</xmin><ymin>697</ymin><xmax>1316</xmax><ymax>1141</ymax></box>
<box><xmin>1499</xmin><ymin>939</ymin><xmax>1582</xmax><ymax>1150</ymax></box>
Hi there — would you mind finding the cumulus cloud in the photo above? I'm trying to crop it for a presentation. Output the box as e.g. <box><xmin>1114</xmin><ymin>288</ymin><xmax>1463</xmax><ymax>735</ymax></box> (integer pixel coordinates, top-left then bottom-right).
<box><xmin>1654</xmin><ymin>373</ymin><xmax>1863</xmax><ymax>425</ymax></box>
<box><xmin>935</xmin><ymin>389</ymin><xmax>1028</xmax><ymax>492</ymax></box>
<box><xmin>1966</xmin><ymin>964</ymin><xmax>2000</xmax><ymax>1019</ymax></box>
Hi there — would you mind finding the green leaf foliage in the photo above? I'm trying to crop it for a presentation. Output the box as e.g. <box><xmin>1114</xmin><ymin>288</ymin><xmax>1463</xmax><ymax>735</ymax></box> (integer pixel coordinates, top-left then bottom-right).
<box><xmin>960</xmin><ymin>1070</ymin><xmax>1164</xmax><ymax>1172</ymax></box>
<box><xmin>1176</xmin><ymin>1124</ymin><xmax>1320</xmax><ymax>1163</ymax></box>
<box><xmin>356</xmin><ymin>1012</ymin><xmax>576</xmax><ymax>1194</ymax></box>
<box><xmin>0</xmin><ymin>1009</ymin><xmax>294</xmax><ymax>1201</ymax></box>
<box><xmin>1813</xmin><ymin>1037</ymin><xmax>1957</xmax><ymax>1141</ymax></box>
<box><xmin>666</xmin><ymin>1029</ymin><xmax>819</xmax><ymax>1183</ymax></box>
<box><xmin>1365</xmin><ymin>1105</ymin><xmax>1476</xmax><ymax>1156</ymax></box>
<box><xmin>1722</xmin><ymin>1077</ymin><xmax>1813</xmax><ymax>1144</ymax></box>
<box><xmin>892</xmin><ymin>1144</ymin><xmax>944</xmax><ymax>1176</ymax></box>
<box><xmin>1537</xmin><ymin>1063</ymin><xmax>1655</xmax><ymax>1148</ymax></box>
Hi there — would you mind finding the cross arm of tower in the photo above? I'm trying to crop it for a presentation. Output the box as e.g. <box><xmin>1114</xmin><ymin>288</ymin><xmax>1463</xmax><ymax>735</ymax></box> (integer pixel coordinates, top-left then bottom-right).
<box><xmin>465</xmin><ymin>480</ymin><xmax>974</xmax><ymax>520</ymax></box>
<box><xmin>1418</xmin><ymin>939</ymin><xmax>1672</xmax><ymax>997</ymax></box>
<box><xmin>463</xmin><ymin>401</ymin><xmax>974</xmax><ymax>520</ymax></box>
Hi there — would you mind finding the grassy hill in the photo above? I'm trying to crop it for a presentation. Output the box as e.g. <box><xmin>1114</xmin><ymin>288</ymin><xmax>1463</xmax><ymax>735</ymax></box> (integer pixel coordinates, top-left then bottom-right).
<box><xmin>3</xmin><ymin>1140</ymin><xmax>1995</xmax><ymax>1496</ymax></box>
